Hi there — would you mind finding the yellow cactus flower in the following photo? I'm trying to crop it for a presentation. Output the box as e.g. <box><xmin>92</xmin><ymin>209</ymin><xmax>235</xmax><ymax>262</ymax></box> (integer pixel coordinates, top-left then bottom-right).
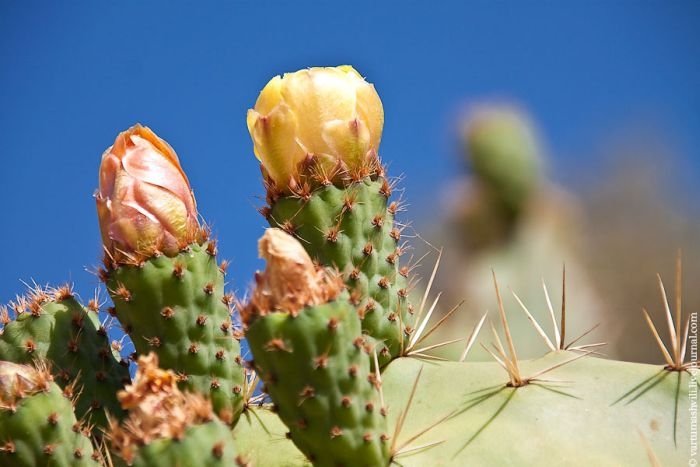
<box><xmin>96</xmin><ymin>124</ymin><xmax>200</xmax><ymax>264</ymax></box>
<box><xmin>247</xmin><ymin>66</ymin><xmax>384</xmax><ymax>190</ymax></box>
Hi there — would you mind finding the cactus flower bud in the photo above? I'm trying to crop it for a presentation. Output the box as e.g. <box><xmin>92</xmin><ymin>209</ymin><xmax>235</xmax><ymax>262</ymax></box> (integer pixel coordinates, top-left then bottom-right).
<box><xmin>247</xmin><ymin>66</ymin><xmax>384</xmax><ymax>190</ymax></box>
<box><xmin>242</xmin><ymin>228</ymin><xmax>342</xmax><ymax>324</ymax></box>
<box><xmin>96</xmin><ymin>124</ymin><xmax>200</xmax><ymax>264</ymax></box>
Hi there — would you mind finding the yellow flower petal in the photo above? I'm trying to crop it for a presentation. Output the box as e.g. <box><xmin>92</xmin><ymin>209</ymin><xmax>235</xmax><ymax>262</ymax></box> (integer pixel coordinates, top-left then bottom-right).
<box><xmin>247</xmin><ymin>66</ymin><xmax>385</xmax><ymax>190</ymax></box>
<box><xmin>249</xmin><ymin>103</ymin><xmax>305</xmax><ymax>187</ymax></box>
<box><xmin>322</xmin><ymin>118</ymin><xmax>370</xmax><ymax>171</ymax></box>
<box><xmin>254</xmin><ymin>75</ymin><xmax>284</xmax><ymax>116</ymax></box>
<box><xmin>354</xmin><ymin>82</ymin><xmax>384</xmax><ymax>151</ymax></box>
<box><xmin>280</xmin><ymin>68</ymin><xmax>356</xmax><ymax>155</ymax></box>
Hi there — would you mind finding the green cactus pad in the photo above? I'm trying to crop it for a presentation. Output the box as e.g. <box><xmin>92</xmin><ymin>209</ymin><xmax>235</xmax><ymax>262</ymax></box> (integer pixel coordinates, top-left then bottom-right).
<box><xmin>0</xmin><ymin>368</ymin><xmax>99</xmax><ymax>466</ymax></box>
<box><xmin>246</xmin><ymin>298</ymin><xmax>391</xmax><ymax>467</ymax></box>
<box><xmin>106</xmin><ymin>243</ymin><xmax>244</xmax><ymax>424</ymax></box>
<box><xmin>233</xmin><ymin>408</ymin><xmax>310</xmax><ymax>466</ymax></box>
<box><xmin>0</xmin><ymin>294</ymin><xmax>129</xmax><ymax>430</ymax></box>
<box><xmin>386</xmin><ymin>353</ymin><xmax>690</xmax><ymax>465</ymax></box>
<box><xmin>268</xmin><ymin>177</ymin><xmax>413</xmax><ymax>366</ymax></box>
<box><xmin>113</xmin><ymin>419</ymin><xmax>239</xmax><ymax>467</ymax></box>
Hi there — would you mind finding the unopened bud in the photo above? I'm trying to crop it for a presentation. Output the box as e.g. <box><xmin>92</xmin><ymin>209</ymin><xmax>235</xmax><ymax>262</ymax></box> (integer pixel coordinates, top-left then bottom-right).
<box><xmin>96</xmin><ymin>124</ymin><xmax>200</xmax><ymax>264</ymax></box>
<box><xmin>243</xmin><ymin>229</ymin><xmax>342</xmax><ymax>323</ymax></box>
<box><xmin>247</xmin><ymin>66</ymin><xmax>383</xmax><ymax>190</ymax></box>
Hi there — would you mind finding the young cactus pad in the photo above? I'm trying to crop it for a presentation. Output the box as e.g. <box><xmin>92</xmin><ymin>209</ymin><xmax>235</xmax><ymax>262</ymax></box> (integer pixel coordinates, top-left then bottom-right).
<box><xmin>0</xmin><ymin>361</ymin><xmax>100</xmax><ymax>467</ymax></box>
<box><xmin>248</xmin><ymin>66</ymin><xmax>414</xmax><ymax>366</ymax></box>
<box><xmin>243</xmin><ymin>229</ymin><xmax>391</xmax><ymax>467</ymax></box>
<box><xmin>109</xmin><ymin>354</ymin><xmax>243</xmax><ymax>467</ymax></box>
<box><xmin>97</xmin><ymin>125</ymin><xmax>244</xmax><ymax>424</ymax></box>
<box><xmin>0</xmin><ymin>286</ymin><xmax>129</xmax><ymax>431</ymax></box>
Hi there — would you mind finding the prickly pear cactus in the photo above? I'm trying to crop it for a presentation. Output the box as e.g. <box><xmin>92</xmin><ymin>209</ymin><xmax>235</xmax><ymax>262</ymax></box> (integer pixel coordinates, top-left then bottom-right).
<box><xmin>243</xmin><ymin>229</ymin><xmax>390</xmax><ymax>467</ymax></box>
<box><xmin>109</xmin><ymin>354</ymin><xmax>243</xmax><ymax>467</ymax></box>
<box><xmin>0</xmin><ymin>286</ymin><xmax>129</xmax><ymax>431</ymax></box>
<box><xmin>0</xmin><ymin>63</ymin><xmax>691</xmax><ymax>467</ymax></box>
<box><xmin>0</xmin><ymin>361</ymin><xmax>100</xmax><ymax>466</ymax></box>
<box><xmin>248</xmin><ymin>66</ymin><xmax>414</xmax><ymax>366</ymax></box>
<box><xmin>96</xmin><ymin>125</ymin><xmax>244</xmax><ymax>424</ymax></box>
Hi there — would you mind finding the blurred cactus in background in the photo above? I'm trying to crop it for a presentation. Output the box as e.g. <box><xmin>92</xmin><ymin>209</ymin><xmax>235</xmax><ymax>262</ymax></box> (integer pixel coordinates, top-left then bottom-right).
<box><xmin>429</xmin><ymin>105</ymin><xmax>603</xmax><ymax>358</ymax></box>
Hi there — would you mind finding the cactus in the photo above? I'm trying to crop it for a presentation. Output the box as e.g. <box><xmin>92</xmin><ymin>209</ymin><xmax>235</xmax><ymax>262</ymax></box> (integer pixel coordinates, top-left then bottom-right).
<box><xmin>0</xmin><ymin>360</ymin><xmax>100</xmax><ymax>466</ymax></box>
<box><xmin>0</xmin><ymin>285</ymin><xmax>129</xmax><ymax>432</ymax></box>
<box><xmin>248</xmin><ymin>67</ymin><xmax>413</xmax><ymax>366</ymax></box>
<box><xmin>109</xmin><ymin>354</ymin><xmax>243</xmax><ymax>467</ymax></box>
<box><xmin>0</xmin><ymin>64</ymin><xmax>692</xmax><ymax>467</ymax></box>
<box><xmin>243</xmin><ymin>229</ymin><xmax>390</xmax><ymax>466</ymax></box>
<box><xmin>96</xmin><ymin>125</ymin><xmax>245</xmax><ymax>424</ymax></box>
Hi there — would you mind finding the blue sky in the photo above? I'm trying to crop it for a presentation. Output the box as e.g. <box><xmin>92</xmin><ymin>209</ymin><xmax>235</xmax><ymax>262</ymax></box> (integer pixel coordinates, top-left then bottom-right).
<box><xmin>1</xmin><ymin>1</ymin><xmax>698</xmax><ymax>313</ymax></box>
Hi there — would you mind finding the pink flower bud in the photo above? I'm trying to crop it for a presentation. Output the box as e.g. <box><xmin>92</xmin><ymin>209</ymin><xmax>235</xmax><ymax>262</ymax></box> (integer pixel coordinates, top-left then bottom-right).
<box><xmin>96</xmin><ymin>124</ymin><xmax>200</xmax><ymax>264</ymax></box>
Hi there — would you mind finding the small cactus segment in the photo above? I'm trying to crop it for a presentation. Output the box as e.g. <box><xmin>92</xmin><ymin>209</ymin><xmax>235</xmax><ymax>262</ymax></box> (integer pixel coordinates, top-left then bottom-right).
<box><xmin>0</xmin><ymin>286</ymin><xmax>129</xmax><ymax>431</ymax></box>
<box><xmin>243</xmin><ymin>229</ymin><xmax>390</xmax><ymax>467</ymax></box>
<box><xmin>109</xmin><ymin>354</ymin><xmax>242</xmax><ymax>467</ymax></box>
<box><xmin>0</xmin><ymin>361</ymin><xmax>100</xmax><ymax>467</ymax></box>
<box><xmin>97</xmin><ymin>125</ymin><xmax>245</xmax><ymax>424</ymax></box>
<box><xmin>462</xmin><ymin>106</ymin><xmax>542</xmax><ymax>217</ymax></box>
<box><xmin>106</xmin><ymin>243</ymin><xmax>244</xmax><ymax>424</ymax></box>
<box><xmin>268</xmin><ymin>177</ymin><xmax>412</xmax><ymax>366</ymax></box>
<box><xmin>247</xmin><ymin>66</ymin><xmax>413</xmax><ymax>365</ymax></box>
